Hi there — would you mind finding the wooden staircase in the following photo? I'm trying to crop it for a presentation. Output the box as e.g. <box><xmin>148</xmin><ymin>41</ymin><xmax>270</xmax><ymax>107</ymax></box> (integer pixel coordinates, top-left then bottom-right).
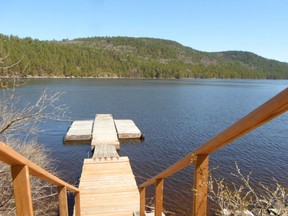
<box><xmin>79</xmin><ymin>157</ymin><xmax>139</xmax><ymax>216</ymax></box>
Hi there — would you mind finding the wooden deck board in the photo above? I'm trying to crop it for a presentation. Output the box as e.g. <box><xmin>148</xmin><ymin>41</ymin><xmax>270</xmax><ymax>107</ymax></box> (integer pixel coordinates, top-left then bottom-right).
<box><xmin>114</xmin><ymin>119</ymin><xmax>142</xmax><ymax>139</ymax></box>
<box><xmin>92</xmin><ymin>114</ymin><xmax>120</xmax><ymax>149</ymax></box>
<box><xmin>92</xmin><ymin>144</ymin><xmax>119</xmax><ymax>159</ymax></box>
<box><xmin>64</xmin><ymin>120</ymin><xmax>93</xmax><ymax>141</ymax></box>
<box><xmin>78</xmin><ymin>157</ymin><xmax>140</xmax><ymax>216</ymax></box>
<box><xmin>64</xmin><ymin>114</ymin><xmax>143</xmax><ymax>150</ymax></box>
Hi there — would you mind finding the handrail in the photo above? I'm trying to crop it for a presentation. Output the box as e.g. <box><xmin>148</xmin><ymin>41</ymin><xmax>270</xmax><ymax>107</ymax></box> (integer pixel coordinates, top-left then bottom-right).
<box><xmin>0</xmin><ymin>141</ymin><xmax>80</xmax><ymax>216</ymax></box>
<box><xmin>139</xmin><ymin>87</ymin><xmax>288</xmax><ymax>216</ymax></box>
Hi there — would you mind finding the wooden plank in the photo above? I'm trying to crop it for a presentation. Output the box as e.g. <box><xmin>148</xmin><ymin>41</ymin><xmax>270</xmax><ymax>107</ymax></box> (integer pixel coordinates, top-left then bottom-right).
<box><xmin>74</xmin><ymin>191</ymin><xmax>81</xmax><ymax>216</ymax></box>
<box><xmin>0</xmin><ymin>142</ymin><xmax>79</xmax><ymax>193</ymax></box>
<box><xmin>78</xmin><ymin>157</ymin><xmax>140</xmax><ymax>215</ymax></box>
<box><xmin>114</xmin><ymin>119</ymin><xmax>142</xmax><ymax>139</ymax></box>
<box><xmin>92</xmin><ymin>114</ymin><xmax>120</xmax><ymax>149</ymax></box>
<box><xmin>80</xmin><ymin>204</ymin><xmax>140</xmax><ymax>214</ymax></box>
<box><xmin>64</xmin><ymin>120</ymin><xmax>93</xmax><ymax>141</ymax></box>
<box><xmin>11</xmin><ymin>165</ymin><xmax>34</xmax><ymax>216</ymax></box>
<box><xmin>93</xmin><ymin>144</ymin><xmax>119</xmax><ymax>159</ymax></box>
<box><xmin>84</xmin><ymin>157</ymin><xmax>129</xmax><ymax>163</ymax></box>
<box><xmin>81</xmin><ymin>212</ymin><xmax>134</xmax><ymax>216</ymax></box>
<box><xmin>140</xmin><ymin>187</ymin><xmax>146</xmax><ymax>216</ymax></box>
<box><xmin>192</xmin><ymin>154</ymin><xmax>209</xmax><ymax>216</ymax></box>
<box><xmin>155</xmin><ymin>178</ymin><xmax>164</xmax><ymax>216</ymax></box>
<box><xmin>58</xmin><ymin>186</ymin><xmax>68</xmax><ymax>216</ymax></box>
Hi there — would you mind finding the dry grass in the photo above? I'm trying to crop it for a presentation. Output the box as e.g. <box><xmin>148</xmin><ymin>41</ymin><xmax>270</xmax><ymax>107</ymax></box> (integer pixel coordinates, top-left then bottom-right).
<box><xmin>208</xmin><ymin>163</ymin><xmax>288</xmax><ymax>216</ymax></box>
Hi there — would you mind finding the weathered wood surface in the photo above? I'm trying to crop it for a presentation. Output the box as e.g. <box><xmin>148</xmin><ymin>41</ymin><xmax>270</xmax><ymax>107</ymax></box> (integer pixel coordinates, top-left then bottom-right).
<box><xmin>64</xmin><ymin>115</ymin><xmax>143</xmax><ymax>148</ymax></box>
<box><xmin>58</xmin><ymin>185</ymin><xmax>69</xmax><ymax>216</ymax></box>
<box><xmin>193</xmin><ymin>154</ymin><xmax>209</xmax><ymax>216</ymax></box>
<box><xmin>114</xmin><ymin>119</ymin><xmax>142</xmax><ymax>139</ymax></box>
<box><xmin>64</xmin><ymin>120</ymin><xmax>93</xmax><ymax>141</ymax></box>
<box><xmin>79</xmin><ymin>157</ymin><xmax>140</xmax><ymax>216</ymax></box>
<box><xmin>92</xmin><ymin>114</ymin><xmax>120</xmax><ymax>149</ymax></box>
<box><xmin>93</xmin><ymin>144</ymin><xmax>119</xmax><ymax>160</ymax></box>
<box><xmin>0</xmin><ymin>142</ymin><xmax>79</xmax><ymax>192</ymax></box>
<box><xmin>11</xmin><ymin>165</ymin><xmax>34</xmax><ymax>216</ymax></box>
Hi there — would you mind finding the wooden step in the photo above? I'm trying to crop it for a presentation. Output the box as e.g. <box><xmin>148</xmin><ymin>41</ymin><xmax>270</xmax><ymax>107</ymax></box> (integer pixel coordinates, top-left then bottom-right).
<box><xmin>78</xmin><ymin>157</ymin><xmax>140</xmax><ymax>215</ymax></box>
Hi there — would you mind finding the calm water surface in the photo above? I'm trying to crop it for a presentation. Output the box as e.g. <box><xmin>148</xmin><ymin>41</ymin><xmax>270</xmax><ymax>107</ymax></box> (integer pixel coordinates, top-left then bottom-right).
<box><xmin>14</xmin><ymin>79</ymin><xmax>288</xmax><ymax>215</ymax></box>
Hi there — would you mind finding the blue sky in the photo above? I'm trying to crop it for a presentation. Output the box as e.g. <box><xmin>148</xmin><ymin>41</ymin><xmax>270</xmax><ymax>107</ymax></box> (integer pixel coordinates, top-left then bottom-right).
<box><xmin>1</xmin><ymin>0</ymin><xmax>288</xmax><ymax>62</ymax></box>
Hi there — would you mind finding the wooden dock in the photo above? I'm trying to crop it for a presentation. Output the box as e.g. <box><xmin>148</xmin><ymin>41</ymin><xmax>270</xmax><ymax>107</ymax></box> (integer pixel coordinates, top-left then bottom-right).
<box><xmin>64</xmin><ymin>114</ymin><xmax>142</xmax><ymax>150</ymax></box>
<box><xmin>65</xmin><ymin>114</ymin><xmax>143</xmax><ymax>215</ymax></box>
<box><xmin>78</xmin><ymin>157</ymin><xmax>140</xmax><ymax>216</ymax></box>
<box><xmin>92</xmin><ymin>114</ymin><xmax>120</xmax><ymax>150</ymax></box>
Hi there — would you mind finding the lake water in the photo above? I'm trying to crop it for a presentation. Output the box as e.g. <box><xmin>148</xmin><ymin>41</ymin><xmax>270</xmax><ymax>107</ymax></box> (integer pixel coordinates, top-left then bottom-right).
<box><xmin>12</xmin><ymin>79</ymin><xmax>288</xmax><ymax>215</ymax></box>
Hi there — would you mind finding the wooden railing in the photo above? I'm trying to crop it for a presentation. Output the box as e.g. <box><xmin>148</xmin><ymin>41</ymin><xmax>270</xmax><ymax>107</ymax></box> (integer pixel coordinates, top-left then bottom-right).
<box><xmin>139</xmin><ymin>87</ymin><xmax>288</xmax><ymax>216</ymax></box>
<box><xmin>0</xmin><ymin>141</ymin><xmax>80</xmax><ymax>216</ymax></box>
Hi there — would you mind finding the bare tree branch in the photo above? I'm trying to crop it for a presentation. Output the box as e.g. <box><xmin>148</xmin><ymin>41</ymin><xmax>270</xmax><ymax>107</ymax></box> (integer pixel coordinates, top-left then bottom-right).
<box><xmin>0</xmin><ymin>56</ymin><xmax>65</xmax><ymax>215</ymax></box>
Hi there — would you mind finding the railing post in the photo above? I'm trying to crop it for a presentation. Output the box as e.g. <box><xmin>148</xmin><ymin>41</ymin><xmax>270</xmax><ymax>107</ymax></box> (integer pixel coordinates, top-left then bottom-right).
<box><xmin>155</xmin><ymin>178</ymin><xmax>164</xmax><ymax>216</ymax></box>
<box><xmin>58</xmin><ymin>186</ymin><xmax>68</xmax><ymax>216</ymax></box>
<box><xmin>192</xmin><ymin>154</ymin><xmax>209</xmax><ymax>216</ymax></box>
<box><xmin>11</xmin><ymin>165</ymin><xmax>34</xmax><ymax>216</ymax></box>
<box><xmin>74</xmin><ymin>191</ymin><xmax>81</xmax><ymax>216</ymax></box>
<box><xmin>140</xmin><ymin>186</ymin><xmax>146</xmax><ymax>216</ymax></box>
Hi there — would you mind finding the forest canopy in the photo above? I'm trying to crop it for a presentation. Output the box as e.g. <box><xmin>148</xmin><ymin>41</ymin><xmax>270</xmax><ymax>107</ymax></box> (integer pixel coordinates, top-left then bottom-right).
<box><xmin>1</xmin><ymin>34</ymin><xmax>288</xmax><ymax>79</ymax></box>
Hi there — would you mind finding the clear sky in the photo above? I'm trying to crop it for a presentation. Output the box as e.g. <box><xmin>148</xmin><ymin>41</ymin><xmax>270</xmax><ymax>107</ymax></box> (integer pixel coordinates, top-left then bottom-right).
<box><xmin>1</xmin><ymin>0</ymin><xmax>288</xmax><ymax>62</ymax></box>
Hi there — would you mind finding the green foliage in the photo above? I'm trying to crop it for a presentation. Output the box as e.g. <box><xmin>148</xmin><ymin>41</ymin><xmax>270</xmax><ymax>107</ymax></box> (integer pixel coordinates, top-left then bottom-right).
<box><xmin>1</xmin><ymin>34</ymin><xmax>288</xmax><ymax>79</ymax></box>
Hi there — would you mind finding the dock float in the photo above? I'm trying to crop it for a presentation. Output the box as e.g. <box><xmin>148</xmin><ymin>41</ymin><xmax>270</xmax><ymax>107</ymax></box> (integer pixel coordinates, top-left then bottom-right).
<box><xmin>114</xmin><ymin>119</ymin><xmax>142</xmax><ymax>139</ymax></box>
<box><xmin>78</xmin><ymin>157</ymin><xmax>140</xmax><ymax>215</ymax></box>
<box><xmin>64</xmin><ymin>120</ymin><xmax>93</xmax><ymax>142</ymax></box>
<box><xmin>64</xmin><ymin>114</ymin><xmax>142</xmax><ymax>149</ymax></box>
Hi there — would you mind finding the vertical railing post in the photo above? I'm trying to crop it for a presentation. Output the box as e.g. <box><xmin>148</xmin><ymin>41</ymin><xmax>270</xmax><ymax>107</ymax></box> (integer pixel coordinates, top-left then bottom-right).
<box><xmin>74</xmin><ymin>191</ymin><xmax>81</xmax><ymax>216</ymax></box>
<box><xmin>192</xmin><ymin>154</ymin><xmax>209</xmax><ymax>216</ymax></box>
<box><xmin>155</xmin><ymin>178</ymin><xmax>164</xmax><ymax>216</ymax></box>
<box><xmin>11</xmin><ymin>165</ymin><xmax>34</xmax><ymax>216</ymax></box>
<box><xmin>58</xmin><ymin>186</ymin><xmax>68</xmax><ymax>216</ymax></box>
<box><xmin>140</xmin><ymin>186</ymin><xmax>146</xmax><ymax>216</ymax></box>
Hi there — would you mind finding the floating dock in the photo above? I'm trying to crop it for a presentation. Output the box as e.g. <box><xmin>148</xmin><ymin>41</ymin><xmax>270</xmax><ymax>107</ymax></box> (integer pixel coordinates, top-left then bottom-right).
<box><xmin>64</xmin><ymin>114</ymin><xmax>142</xmax><ymax>150</ymax></box>
<box><xmin>114</xmin><ymin>120</ymin><xmax>142</xmax><ymax>139</ymax></box>
<box><xmin>64</xmin><ymin>120</ymin><xmax>93</xmax><ymax>142</ymax></box>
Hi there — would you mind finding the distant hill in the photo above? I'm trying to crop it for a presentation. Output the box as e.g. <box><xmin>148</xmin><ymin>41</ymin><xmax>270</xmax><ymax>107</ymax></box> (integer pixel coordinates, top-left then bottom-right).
<box><xmin>1</xmin><ymin>34</ymin><xmax>287</xmax><ymax>79</ymax></box>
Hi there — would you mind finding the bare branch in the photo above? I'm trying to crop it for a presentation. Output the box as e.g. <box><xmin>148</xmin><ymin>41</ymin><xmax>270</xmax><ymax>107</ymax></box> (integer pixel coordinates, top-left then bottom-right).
<box><xmin>207</xmin><ymin>164</ymin><xmax>288</xmax><ymax>216</ymax></box>
<box><xmin>0</xmin><ymin>55</ymin><xmax>65</xmax><ymax>215</ymax></box>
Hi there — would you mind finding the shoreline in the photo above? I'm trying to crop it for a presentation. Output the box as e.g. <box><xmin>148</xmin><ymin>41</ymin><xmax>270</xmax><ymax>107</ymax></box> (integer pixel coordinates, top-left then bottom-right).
<box><xmin>0</xmin><ymin>75</ymin><xmax>285</xmax><ymax>81</ymax></box>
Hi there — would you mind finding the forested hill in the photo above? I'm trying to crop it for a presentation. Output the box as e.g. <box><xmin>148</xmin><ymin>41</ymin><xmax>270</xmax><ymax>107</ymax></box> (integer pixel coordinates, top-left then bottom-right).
<box><xmin>1</xmin><ymin>34</ymin><xmax>288</xmax><ymax>79</ymax></box>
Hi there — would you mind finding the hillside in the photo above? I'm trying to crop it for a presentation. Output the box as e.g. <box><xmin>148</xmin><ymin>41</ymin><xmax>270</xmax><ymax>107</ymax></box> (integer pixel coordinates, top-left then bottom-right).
<box><xmin>1</xmin><ymin>34</ymin><xmax>288</xmax><ymax>79</ymax></box>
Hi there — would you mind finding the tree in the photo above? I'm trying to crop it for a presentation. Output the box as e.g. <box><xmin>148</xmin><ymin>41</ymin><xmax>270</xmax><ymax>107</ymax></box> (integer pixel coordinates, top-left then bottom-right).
<box><xmin>0</xmin><ymin>55</ymin><xmax>67</xmax><ymax>215</ymax></box>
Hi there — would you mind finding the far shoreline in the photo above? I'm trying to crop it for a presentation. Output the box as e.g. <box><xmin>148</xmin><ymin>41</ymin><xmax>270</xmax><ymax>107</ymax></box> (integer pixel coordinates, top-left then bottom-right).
<box><xmin>0</xmin><ymin>75</ymin><xmax>286</xmax><ymax>81</ymax></box>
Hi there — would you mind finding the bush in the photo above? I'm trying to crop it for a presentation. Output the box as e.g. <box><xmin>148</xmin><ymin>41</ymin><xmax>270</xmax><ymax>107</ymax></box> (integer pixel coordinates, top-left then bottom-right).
<box><xmin>208</xmin><ymin>163</ymin><xmax>288</xmax><ymax>216</ymax></box>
